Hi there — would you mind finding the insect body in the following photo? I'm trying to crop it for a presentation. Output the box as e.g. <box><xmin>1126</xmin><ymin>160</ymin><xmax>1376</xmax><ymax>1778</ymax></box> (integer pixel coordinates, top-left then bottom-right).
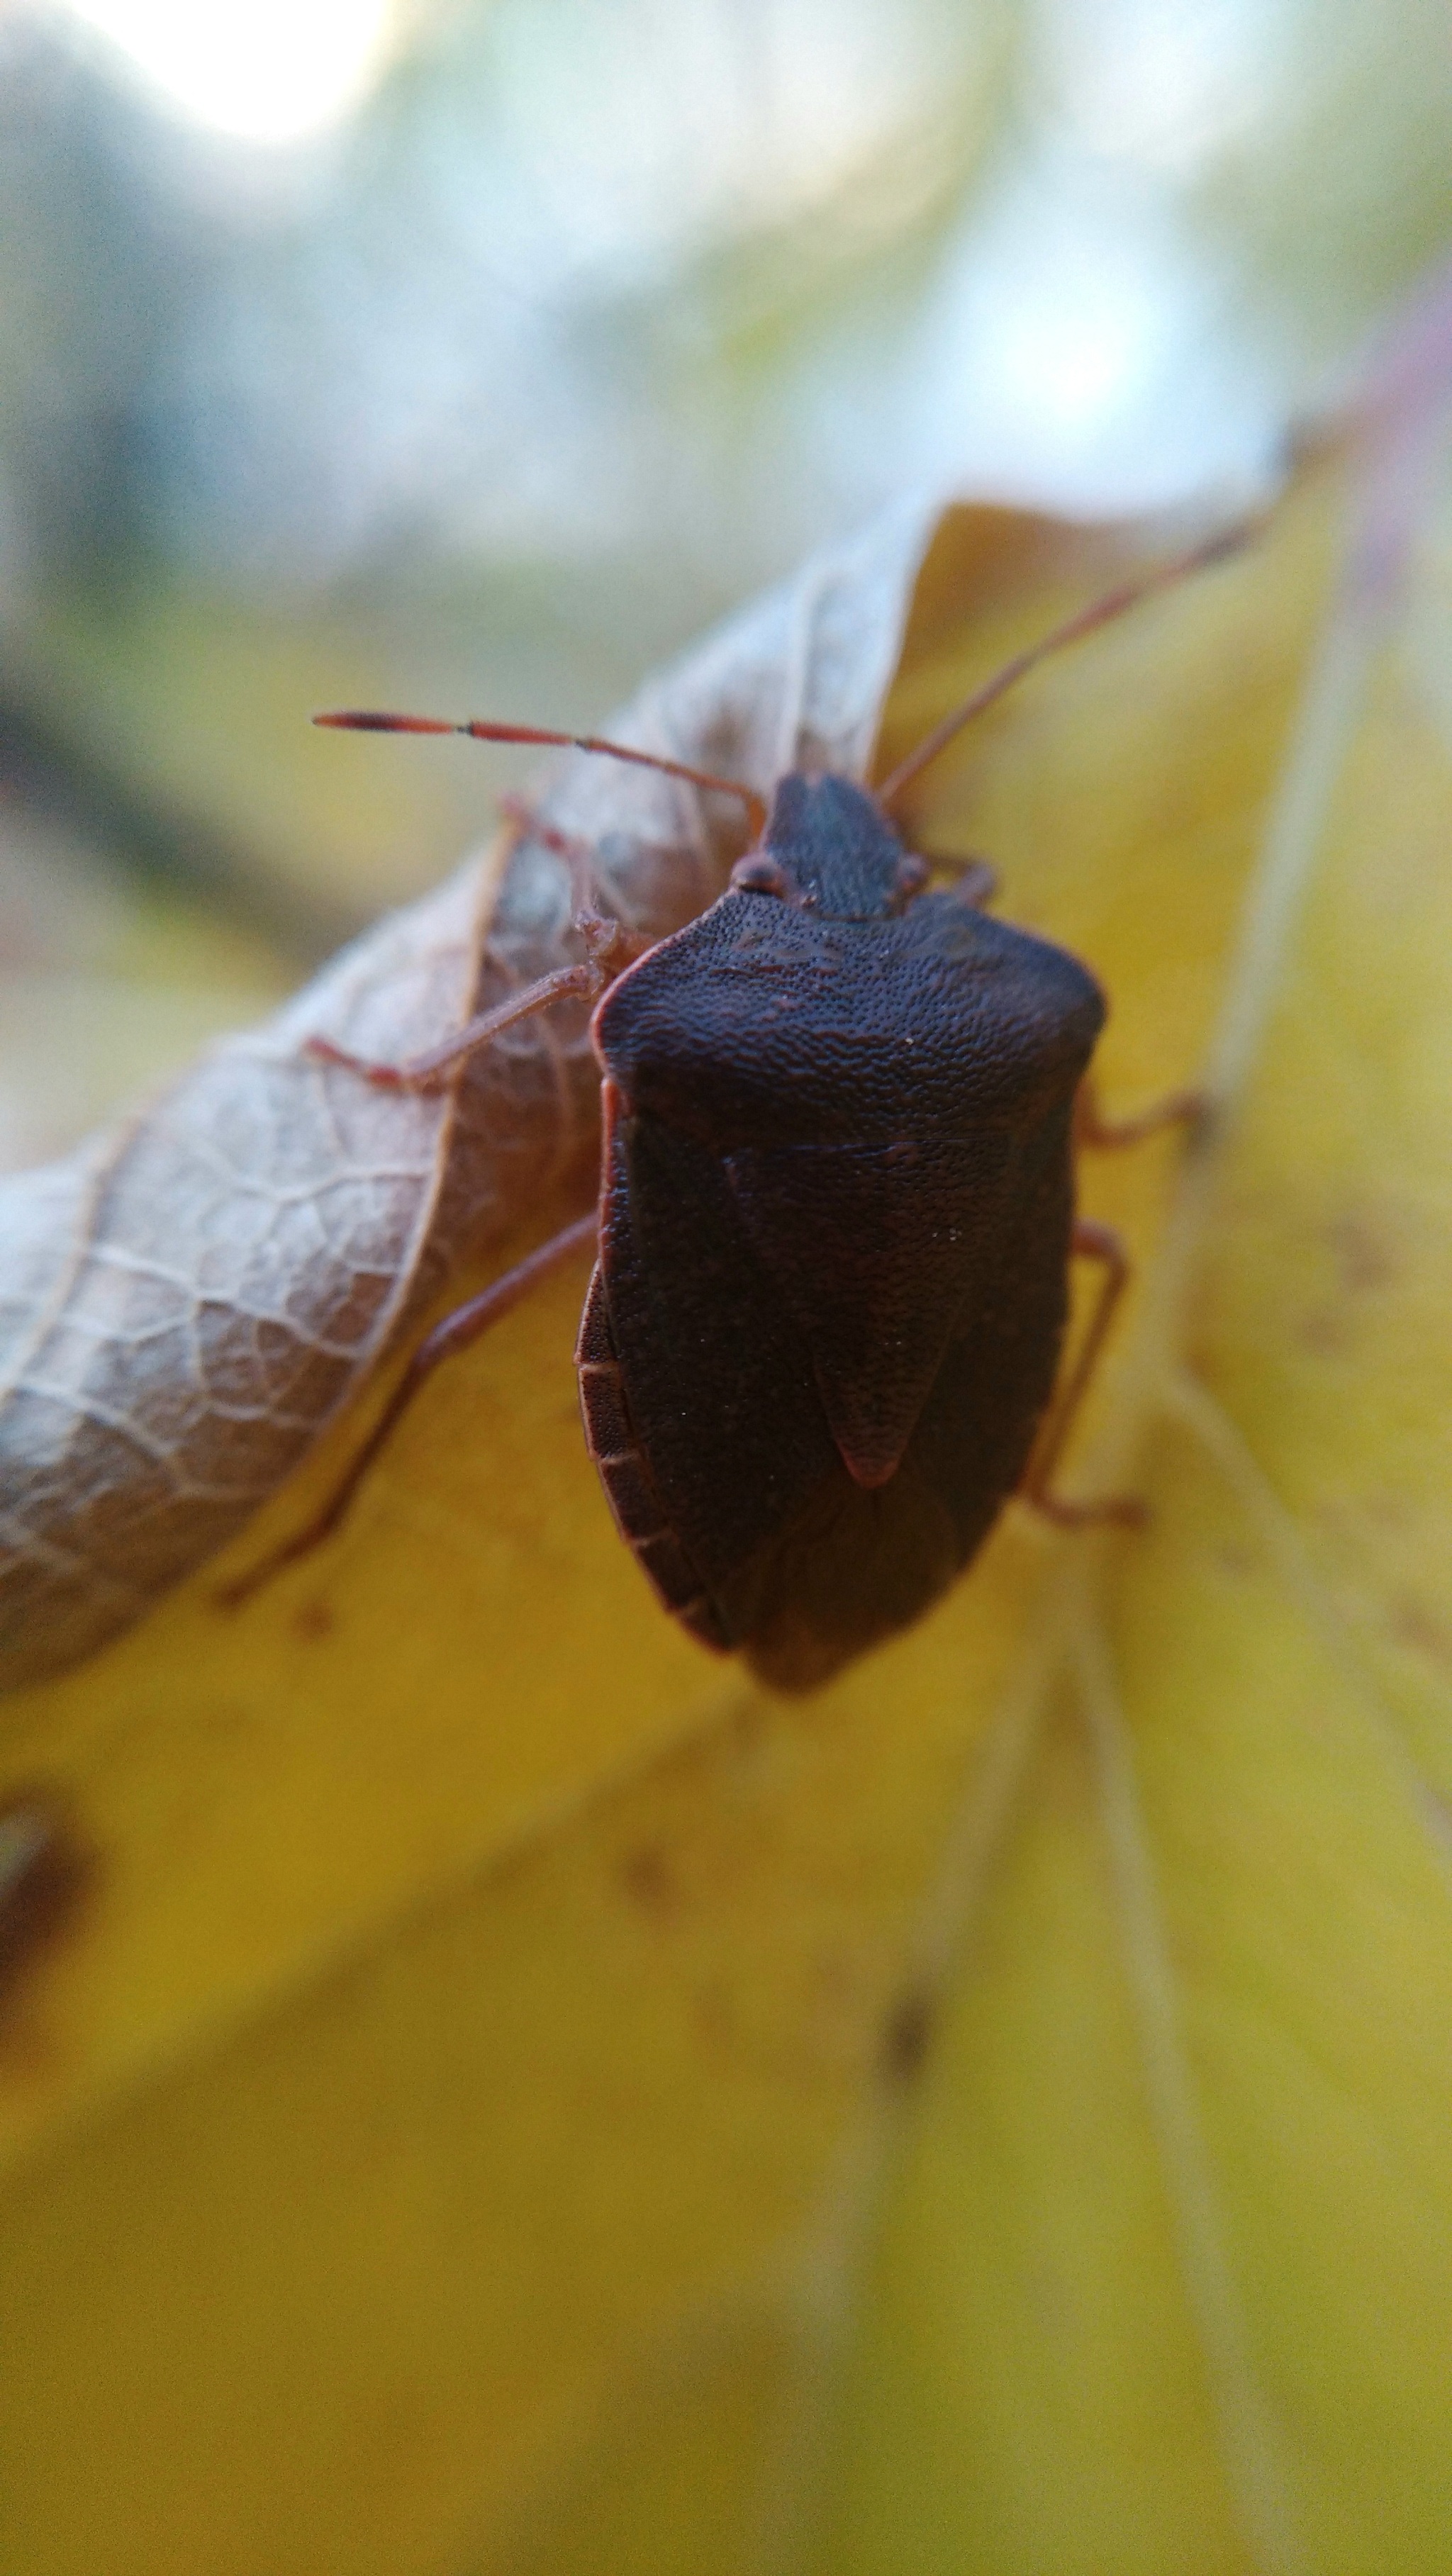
<box><xmin>580</xmin><ymin>772</ymin><xmax>1104</xmax><ymax>1689</ymax></box>
<box><xmin>238</xmin><ymin>526</ymin><xmax>1241</xmax><ymax>1682</ymax></box>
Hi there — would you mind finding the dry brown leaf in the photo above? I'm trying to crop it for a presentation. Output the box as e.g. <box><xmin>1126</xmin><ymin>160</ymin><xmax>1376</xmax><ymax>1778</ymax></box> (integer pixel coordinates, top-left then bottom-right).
<box><xmin>0</xmin><ymin>495</ymin><xmax>962</xmax><ymax>1689</ymax></box>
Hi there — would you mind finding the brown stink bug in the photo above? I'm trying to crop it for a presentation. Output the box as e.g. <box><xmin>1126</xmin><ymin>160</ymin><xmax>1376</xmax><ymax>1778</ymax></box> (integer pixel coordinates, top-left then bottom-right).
<box><xmin>233</xmin><ymin>527</ymin><xmax>1244</xmax><ymax>1689</ymax></box>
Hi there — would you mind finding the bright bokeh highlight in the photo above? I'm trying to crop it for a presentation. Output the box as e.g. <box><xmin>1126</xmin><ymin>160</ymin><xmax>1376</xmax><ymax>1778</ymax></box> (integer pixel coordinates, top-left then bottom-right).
<box><xmin>60</xmin><ymin>0</ymin><xmax>396</xmax><ymax>143</ymax></box>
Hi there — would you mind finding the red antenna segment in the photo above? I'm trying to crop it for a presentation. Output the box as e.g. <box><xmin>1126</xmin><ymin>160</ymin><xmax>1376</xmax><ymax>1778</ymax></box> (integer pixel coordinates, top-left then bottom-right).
<box><xmin>313</xmin><ymin>711</ymin><xmax>768</xmax><ymax>842</ymax></box>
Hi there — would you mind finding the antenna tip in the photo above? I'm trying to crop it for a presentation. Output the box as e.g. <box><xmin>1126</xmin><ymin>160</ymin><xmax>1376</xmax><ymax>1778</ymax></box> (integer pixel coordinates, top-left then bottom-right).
<box><xmin>313</xmin><ymin>710</ymin><xmax>454</xmax><ymax>734</ymax></box>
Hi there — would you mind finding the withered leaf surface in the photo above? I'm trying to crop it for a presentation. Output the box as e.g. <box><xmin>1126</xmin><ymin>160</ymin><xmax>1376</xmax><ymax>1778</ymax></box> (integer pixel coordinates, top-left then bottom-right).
<box><xmin>0</xmin><ymin>498</ymin><xmax>946</xmax><ymax>1689</ymax></box>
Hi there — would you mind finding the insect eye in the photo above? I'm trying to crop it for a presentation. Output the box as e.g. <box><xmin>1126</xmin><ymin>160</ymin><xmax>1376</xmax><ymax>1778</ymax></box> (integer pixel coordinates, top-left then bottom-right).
<box><xmin>730</xmin><ymin>855</ymin><xmax>791</xmax><ymax>897</ymax></box>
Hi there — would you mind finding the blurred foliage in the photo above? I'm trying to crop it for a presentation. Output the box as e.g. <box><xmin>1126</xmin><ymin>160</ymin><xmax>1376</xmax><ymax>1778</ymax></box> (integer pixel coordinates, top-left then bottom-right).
<box><xmin>1</xmin><ymin>0</ymin><xmax>1451</xmax><ymax>1166</ymax></box>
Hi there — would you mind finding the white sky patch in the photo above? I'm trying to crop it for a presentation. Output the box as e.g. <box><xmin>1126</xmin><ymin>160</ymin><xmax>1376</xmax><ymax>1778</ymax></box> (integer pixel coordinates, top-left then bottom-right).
<box><xmin>821</xmin><ymin>152</ymin><xmax>1281</xmax><ymax>518</ymax></box>
<box><xmin>1032</xmin><ymin>0</ymin><xmax>1283</xmax><ymax>178</ymax></box>
<box><xmin>488</xmin><ymin>0</ymin><xmax>968</xmax><ymax>286</ymax></box>
<box><xmin>56</xmin><ymin>0</ymin><xmax>398</xmax><ymax>145</ymax></box>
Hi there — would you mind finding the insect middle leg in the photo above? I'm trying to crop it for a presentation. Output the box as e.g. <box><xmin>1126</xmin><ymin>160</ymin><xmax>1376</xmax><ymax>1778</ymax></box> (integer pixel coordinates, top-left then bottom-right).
<box><xmin>1021</xmin><ymin>1075</ymin><xmax>1203</xmax><ymax>1527</ymax></box>
<box><xmin>219</xmin><ymin>1210</ymin><xmax>598</xmax><ymax>1603</ymax></box>
<box><xmin>1075</xmin><ymin>1073</ymin><xmax>1206</xmax><ymax>1151</ymax></box>
<box><xmin>1019</xmin><ymin>1216</ymin><xmax>1142</xmax><ymax>1530</ymax></box>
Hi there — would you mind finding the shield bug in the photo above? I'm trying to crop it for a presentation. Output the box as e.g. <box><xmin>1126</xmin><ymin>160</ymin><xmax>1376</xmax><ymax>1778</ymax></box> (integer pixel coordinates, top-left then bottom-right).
<box><xmin>233</xmin><ymin>526</ymin><xmax>1243</xmax><ymax>1688</ymax></box>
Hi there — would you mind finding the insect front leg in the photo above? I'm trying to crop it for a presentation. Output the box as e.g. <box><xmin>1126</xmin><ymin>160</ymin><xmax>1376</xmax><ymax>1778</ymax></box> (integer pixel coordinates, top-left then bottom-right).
<box><xmin>1019</xmin><ymin>1216</ymin><xmax>1144</xmax><ymax>1531</ymax></box>
<box><xmin>306</xmin><ymin>809</ymin><xmax>649</xmax><ymax>1095</ymax></box>
<box><xmin>944</xmin><ymin>856</ymin><xmax>999</xmax><ymax>909</ymax></box>
<box><xmin>218</xmin><ymin>1210</ymin><xmax>599</xmax><ymax>1605</ymax></box>
<box><xmin>896</xmin><ymin>851</ymin><xmax>999</xmax><ymax>908</ymax></box>
<box><xmin>496</xmin><ymin>794</ymin><xmax>652</xmax><ymax>962</ymax></box>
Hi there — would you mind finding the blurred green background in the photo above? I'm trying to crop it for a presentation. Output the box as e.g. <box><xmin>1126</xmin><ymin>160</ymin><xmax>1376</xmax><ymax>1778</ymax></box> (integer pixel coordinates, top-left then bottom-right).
<box><xmin>1</xmin><ymin>0</ymin><xmax>1449</xmax><ymax>1168</ymax></box>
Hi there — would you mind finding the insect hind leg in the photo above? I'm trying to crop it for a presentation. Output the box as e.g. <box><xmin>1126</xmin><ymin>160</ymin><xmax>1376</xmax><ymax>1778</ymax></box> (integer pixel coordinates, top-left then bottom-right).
<box><xmin>218</xmin><ymin>1211</ymin><xmax>598</xmax><ymax>1605</ymax></box>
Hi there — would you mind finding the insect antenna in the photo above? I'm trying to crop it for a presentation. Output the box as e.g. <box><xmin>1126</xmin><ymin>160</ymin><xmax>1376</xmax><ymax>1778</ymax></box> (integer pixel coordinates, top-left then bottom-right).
<box><xmin>313</xmin><ymin>711</ymin><xmax>767</xmax><ymax>841</ymax></box>
<box><xmin>875</xmin><ymin>515</ymin><xmax>1258</xmax><ymax>812</ymax></box>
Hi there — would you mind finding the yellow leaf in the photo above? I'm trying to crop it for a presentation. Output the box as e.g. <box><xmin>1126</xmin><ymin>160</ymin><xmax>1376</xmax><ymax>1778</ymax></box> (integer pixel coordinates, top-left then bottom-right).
<box><xmin>2</xmin><ymin>433</ymin><xmax>1450</xmax><ymax>2576</ymax></box>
